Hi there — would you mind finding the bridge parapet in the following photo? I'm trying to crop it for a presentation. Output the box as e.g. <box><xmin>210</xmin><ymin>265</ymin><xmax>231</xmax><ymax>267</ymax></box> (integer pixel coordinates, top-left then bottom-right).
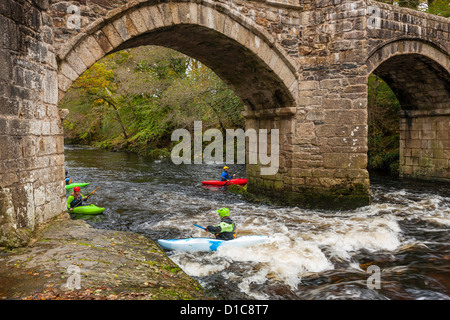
<box><xmin>367</xmin><ymin>0</ymin><xmax>449</xmax><ymax>55</ymax></box>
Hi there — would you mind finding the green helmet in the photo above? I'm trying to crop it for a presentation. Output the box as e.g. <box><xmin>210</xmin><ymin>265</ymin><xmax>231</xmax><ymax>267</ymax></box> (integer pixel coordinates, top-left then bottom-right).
<box><xmin>217</xmin><ymin>207</ymin><xmax>230</xmax><ymax>218</ymax></box>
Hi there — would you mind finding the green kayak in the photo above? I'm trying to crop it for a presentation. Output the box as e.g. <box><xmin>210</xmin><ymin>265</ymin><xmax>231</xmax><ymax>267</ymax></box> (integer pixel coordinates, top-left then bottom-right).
<box><xmin>72</xmin><ymin>204</ymin><xmax>105</xmax><ymax>215</ymax></box>
<box><xmin>66</xmin><ymin>182</ymin><xmax>90</xmax><ymax>190</ymax></box>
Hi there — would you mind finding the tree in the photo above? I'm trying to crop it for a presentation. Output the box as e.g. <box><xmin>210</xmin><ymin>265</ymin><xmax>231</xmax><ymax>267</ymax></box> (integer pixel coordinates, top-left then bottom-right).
<box><xmin>427</xmin><ymin>0</ymin><xmax>450</xmax><ymax>17</ymax></box>
<box><xmin>375</xmin><ymin>0</ymin><xmax>449</xmax><ymax>16</ymax></box>
<box><xmin>367</xmin><ymin>74</ymin><xmax>401</xmax><ymax>174</ymax></box>
<box><xmin>60</xmin><ymin>45</ymin><xmax>245</xmax><ymax>158</ymax></box>
<box><xmin>71</xmin><ymin>60</ymin><xmax>130</xmax><ymax>142</ymax></box>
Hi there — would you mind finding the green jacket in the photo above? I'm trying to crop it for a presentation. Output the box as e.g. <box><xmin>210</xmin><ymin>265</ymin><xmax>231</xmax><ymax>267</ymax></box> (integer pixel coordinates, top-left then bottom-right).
<box><xmin>67</xmin><ymin>194</ymin><xmax>85</xmax><ymax>209</ymax></box>
<box><xmin>206</xmin><ymin>217</ymin><xmax>236</xmax><ymax>240</ymax></box>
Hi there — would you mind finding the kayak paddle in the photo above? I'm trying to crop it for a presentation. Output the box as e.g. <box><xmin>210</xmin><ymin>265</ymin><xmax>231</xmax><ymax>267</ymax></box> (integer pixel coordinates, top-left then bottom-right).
<box><xmin>221</xmin><ymin>180</ymin><xmax>231</xmax><ymax>188</ymax></box>
<box><xmin>70</xmin><ymin>187</ymin><xmax>100</xmax><ymax>212</ymax></box>
<box><xmin>70</xmin><ymin>198</ymin><xmax>85</xmax><ymax>211</ymax></box>
<box><xmin>87</xmin><ymin>186</ymin><xmax>100</xmax><ymax>198</ymax></box>
<box><xmin>194</xmin><ymin>224</ymin><xmax>207</xmax><ymax>231</ymax></box>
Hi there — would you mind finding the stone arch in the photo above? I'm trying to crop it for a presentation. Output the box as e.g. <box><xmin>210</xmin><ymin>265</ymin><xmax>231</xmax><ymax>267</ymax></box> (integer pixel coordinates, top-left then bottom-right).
<box><xmin>56</xmin><ymin>1</ymin><xmax>299</xmax><ymax>112</ymax></box>
<box><xmin>366</xmin><ymin>39</ymin><xmax>450</xmax><ymax>181</ymax></box>
<box><xmin>366</xmin><ymin>39</ymin><xmax>450</xmax><ymax>110</ymax></box>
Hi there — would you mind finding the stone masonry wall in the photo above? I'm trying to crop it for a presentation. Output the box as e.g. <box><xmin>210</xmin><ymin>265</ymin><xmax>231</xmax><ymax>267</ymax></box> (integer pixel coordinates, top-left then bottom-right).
<box><xmin>400</xmin><ymin>110</ymin><xmax>450</xmax><ymax>181</ymax></box>
<box><xmin>0</xmin><ymin>0</ymin><xmax>65</xmax><ymax>246</ymax></box>
<box><xmin>281</xmin><ymin>0</ymin><xmax>371</xmax><ymax>208</ymax></box>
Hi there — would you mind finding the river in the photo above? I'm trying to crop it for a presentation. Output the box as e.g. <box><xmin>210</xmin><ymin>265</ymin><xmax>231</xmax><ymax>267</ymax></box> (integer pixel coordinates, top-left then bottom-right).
<box><xmin>64</xmin><ymin>145</ymin><xmax>450</xmax><ymax>300</ymax></box>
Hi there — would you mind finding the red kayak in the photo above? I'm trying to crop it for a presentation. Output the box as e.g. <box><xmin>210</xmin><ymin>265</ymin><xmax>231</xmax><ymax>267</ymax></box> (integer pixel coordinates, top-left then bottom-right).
<box><xmin>201</xmin><ymin>178</ymin><xmax>247</xmax><ymax>186</ymax></box>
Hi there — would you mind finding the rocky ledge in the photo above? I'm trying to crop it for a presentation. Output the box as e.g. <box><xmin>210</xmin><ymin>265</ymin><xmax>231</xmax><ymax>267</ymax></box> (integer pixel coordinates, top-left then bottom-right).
<box><xmin>0</xmin><ymin>213</ymin><xmax>210</xmax><ymax>300</ymax></box>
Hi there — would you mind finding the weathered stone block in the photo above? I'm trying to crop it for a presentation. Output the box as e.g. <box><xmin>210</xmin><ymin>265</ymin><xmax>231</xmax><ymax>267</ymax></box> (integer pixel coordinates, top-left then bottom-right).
<box><xmin>59</xmin><ymin>62</ymin><xmax>78</xmax><ymax>81</ymax></box>
<box><xmin>323</xmin><ymin>153</ymin><xmax>351</xmax><ymax>169</ymax></box>
<box><xmin>93</xmin><ymin>30</ymin><xmax>114</xmax><ymax>55</ymax></box>
<box><xmin>43</xmin><ymin>69</ymin><xmax>58</xmax><ymax>104</ymax></box>
<box><xmin>320</xmin><ymin>79</ymin><xmax>342</xmax><ymax>89</ymax></box>
<box><xmin>147</xmin><ymin>5</ymin><xmax>165</xmax><ymax>29</ymax></box>
<box><xmin>102</xmin><ymin>23</ymin><xmax>123</xmax><ymax>48</ymax></box>
<box><xmin>128</xmin><ymin>9</ymin><xmax>148</xmax><ymax>34</ymax></box>
<box><xmin>73</xmin><ymin>41</ymin><xmax>97</xmax><ymax>70</ymax></box>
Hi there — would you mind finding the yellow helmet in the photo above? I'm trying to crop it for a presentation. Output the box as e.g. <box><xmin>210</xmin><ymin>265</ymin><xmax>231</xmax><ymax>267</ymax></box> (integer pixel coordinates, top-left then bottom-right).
<box><xmin>217</xmin><ymin>208</ymin><xmax>230</xmax><ymax>217</ymax></box>
<box><xmin>223</xmin><ymin>166</ymin><xmax>229</xmax><ymax>170</ymax></box>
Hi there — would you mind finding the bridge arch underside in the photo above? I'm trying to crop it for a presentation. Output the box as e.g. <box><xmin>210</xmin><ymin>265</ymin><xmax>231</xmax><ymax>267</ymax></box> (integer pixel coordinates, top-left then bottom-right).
<box><xmin>368</xmin><ymin>43</ymin><xmax>450</xmax><ymax>181</ymax></box>
<box><xmin>110</xmin><ymin>24</ymin><xmax>295</xmax><ymax>112</ymax></box>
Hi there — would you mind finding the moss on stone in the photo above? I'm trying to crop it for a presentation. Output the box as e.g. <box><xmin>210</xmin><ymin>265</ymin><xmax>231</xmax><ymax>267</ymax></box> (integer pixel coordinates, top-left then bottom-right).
<box><xmin>0</xmin><ymin>214</ymin><xmax>212</xmax><ymax>300</ymax></box>
<box><xmin>227</xmin><ymin>184</ymin><xmax>247</xmax><ymax>195</ymax></box>
<box><xmin>0</xmin><ymin>227</ymin><xmax>32</xmax><ymax>248</ymax></box>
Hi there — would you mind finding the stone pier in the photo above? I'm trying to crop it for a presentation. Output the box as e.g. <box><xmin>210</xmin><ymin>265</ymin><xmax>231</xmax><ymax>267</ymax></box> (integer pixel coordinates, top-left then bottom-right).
<box><xmin>399</xmin><ymin>109</ymin><xmax>450</xmax><ymax>181</ymax></box>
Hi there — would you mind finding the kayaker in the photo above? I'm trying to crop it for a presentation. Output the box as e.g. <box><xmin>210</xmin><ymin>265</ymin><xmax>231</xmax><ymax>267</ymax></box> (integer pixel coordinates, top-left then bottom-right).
<box><xmin>67</xmin><ymin>186</ymin><xmax>88</xmax><ymax>212</ymax></box>
<box><xmin>220</xmin><ymin>166</ymin><xmax>235</xmax><ymax>181</ymax></box>
<box><xmin>205</xmin><ymin>208</ymin><xmax>236</xmax><ymax>240</ymax></box>
<box><xmin>65</xmin><ymin>171</ymin><xmax>71</xmax><ymax>185</ymax></box>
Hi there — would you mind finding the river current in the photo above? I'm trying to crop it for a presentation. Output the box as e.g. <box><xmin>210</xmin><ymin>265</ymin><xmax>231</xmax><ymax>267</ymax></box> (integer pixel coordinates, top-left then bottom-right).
<box><xmin>64</xmin><ymin>145</ymin><xmax>450</xmax><ymax>300</ymax></box>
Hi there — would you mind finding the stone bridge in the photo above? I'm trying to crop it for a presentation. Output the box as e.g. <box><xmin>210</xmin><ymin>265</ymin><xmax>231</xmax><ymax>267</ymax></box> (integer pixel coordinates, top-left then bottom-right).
<box><xmin>0</xmin><ymin>0</ymin><xmax>449</xmax><ymax>246</ymax></box>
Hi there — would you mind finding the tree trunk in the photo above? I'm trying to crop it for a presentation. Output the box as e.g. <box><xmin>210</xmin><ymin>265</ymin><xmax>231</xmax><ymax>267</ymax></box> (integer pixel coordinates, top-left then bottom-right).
<box><xmin>104</xmin><ymin>98</ymin><xmax>129</xmax><ymax>141</ymax></box>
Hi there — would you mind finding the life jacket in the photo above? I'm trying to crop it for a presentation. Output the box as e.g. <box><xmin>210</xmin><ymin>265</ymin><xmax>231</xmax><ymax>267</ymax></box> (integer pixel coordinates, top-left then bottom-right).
<box><xmin>215</xmin><ymin>217</ymin><xmax>237</xmax><ymax>240</ymax></box>
<box><xmin>69</xmin><ymin>194</ymin><xmax>83</xmax><ymax>208</ymax></box>
<box><xmin>220</xmin><ymin>171</ymin><xmax>231</xmax><ymax>181</ymax></box>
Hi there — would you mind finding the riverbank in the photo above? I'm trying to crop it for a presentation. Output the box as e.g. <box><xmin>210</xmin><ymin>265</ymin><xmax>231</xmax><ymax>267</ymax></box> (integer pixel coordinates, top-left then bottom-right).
<box><xmin>0</xmin><ymin>213</ymin><xmax>211</xmax><ymax>300</ymax></box>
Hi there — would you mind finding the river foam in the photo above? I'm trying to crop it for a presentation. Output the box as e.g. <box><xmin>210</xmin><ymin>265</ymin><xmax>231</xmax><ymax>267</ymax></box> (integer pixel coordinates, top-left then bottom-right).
<box><xmin>151</xmin><ymin>197</ymin><xmax>407</xmax><ymax>298</ymax></box>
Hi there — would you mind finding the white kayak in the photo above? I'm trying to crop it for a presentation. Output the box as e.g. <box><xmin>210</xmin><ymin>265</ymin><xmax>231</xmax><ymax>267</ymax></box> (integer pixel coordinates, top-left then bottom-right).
<box><xmin>157</xmin><ymin>235</ymin><xmax>270</xmax><ymax>252</ymax></box>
